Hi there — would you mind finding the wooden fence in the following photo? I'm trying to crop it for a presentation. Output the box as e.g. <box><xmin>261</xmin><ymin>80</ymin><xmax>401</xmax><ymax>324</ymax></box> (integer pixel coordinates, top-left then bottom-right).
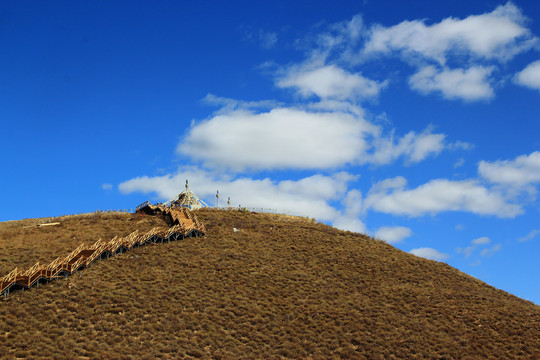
<box><xmin>0</xmin><ymin>206</ymin><xmax>205</xmax><ymax>298</ymax></box>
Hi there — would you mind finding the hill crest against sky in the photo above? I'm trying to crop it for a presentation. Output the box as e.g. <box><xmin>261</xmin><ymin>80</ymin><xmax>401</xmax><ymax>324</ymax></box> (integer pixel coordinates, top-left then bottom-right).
<box><xmin>0</xmin><ymin>209</ymin><xmax>538</xmax><ymax>359</ymax></box>
<box><xmin>2</xmin><ymin>0</ymin><xmax>540</xmax><ymax>305</ymax></box>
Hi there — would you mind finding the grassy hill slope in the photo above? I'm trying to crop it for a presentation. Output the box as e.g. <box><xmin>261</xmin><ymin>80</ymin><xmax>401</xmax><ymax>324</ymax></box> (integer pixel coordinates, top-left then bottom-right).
<box><xmin>0</xmin><ymin>209</ymin><xmax>538</xmax><ymax>359</ymax></box>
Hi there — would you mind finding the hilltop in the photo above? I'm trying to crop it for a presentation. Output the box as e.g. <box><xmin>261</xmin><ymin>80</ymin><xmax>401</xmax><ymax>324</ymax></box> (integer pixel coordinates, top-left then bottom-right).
<box><xmin>0</xmin><ymin>209</ymin><xmax>538</xmax><ymax>359</ymax></box>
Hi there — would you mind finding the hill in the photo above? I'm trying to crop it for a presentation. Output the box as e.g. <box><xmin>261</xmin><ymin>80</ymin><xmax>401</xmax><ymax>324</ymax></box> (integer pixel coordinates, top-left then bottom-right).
<box><xmin>0</xmin><ymin>209</ymin><xmax>538</xmax><ymax>359</ymax></box>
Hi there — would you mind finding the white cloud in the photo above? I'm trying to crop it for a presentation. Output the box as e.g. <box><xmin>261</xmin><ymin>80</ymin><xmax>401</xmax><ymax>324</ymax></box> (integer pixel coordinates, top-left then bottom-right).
<box><xmin>457</xmin><ymin>236</ymin><xmax>499</xmax><ymax>258</ymax></box>
<box><xmin>364</xmin><ymin>176</ymin><xmax>522</xmax><ymax>218</ymax></box>
<box><xmin>101</xmin><ymin>183</ymin><xmax>113</xmax><ymax>190</ymax></box>
<box><xmin>179</xmin><ymin>101</ymin><xmax>459</xmax><ymax>172</ymax></box>
<box><xmin>334</xmin><ymin>14</ymin><xmax>364</xmax><ymax>43</ymax></box>
<box><xmin>306</xmin><ymin>99</ymin><xmax>366</xmax><ymax>116</ymax></box>
<box><xmin>119</xmin><ymin>168</ymin><xmax>355</xmax><ymax>222</ymax></box>
<box><xmin>302</xmin><ymin>15</ymin><xmax>365</xmax><ymax>66</ymax></box>
<box><xmin>479</xmin><ymin>151</ymin><xmax>540</xmax><ymax>187</ymax></box>
<box><xmin>368</xmin><ymin>128</ymin><xmax>447</xmax><ymax>165</ymax></box>
<box><xmin>333</xmin><ymin>217</ymin><xmax>366</xmax><ymax>234</ymax></box>
<box><xmin>472</xmin><ymin>236</ymin><xmax>491</xmax><ymax>245</ymax></box>
<box><xmin>286</xmin><ymin>3</ymin><xmax>537</xmax><ymax>103</ymax></box>
<box><xmin>480</xmin><ymin>244</ymin><xmax>502</xmax><ymax>257</ymax></box>
<box><xmin>457</xmin><ymin>245</ymin><xmax>476</xmax><ymax>258</ymax></box>
<box><xmin>178</xmin><ymin>107</ymin><xmax>379</xmax><ymax>172</ymax></box>
<box><xmin>409</xmin><ymin>247</ymin><xmax>448</xmax><ymax>261</ymax></box>
<box><xmin>457</xmin><ymin>236</ymin><xmax>491</xmax><ymax>257</ymax></box>
<box><xmin>374</xmin><ymin>226</ymin><xmax>412</xmax><ymax>243</ymax></box>
<box><xmin>362</xmin><ymin>2</ymin><xmax>537</xmax><ymax>63</ymax></box>
<box><xmin>409</xmin><ymin>65</ymin><xmax>495</xmax><ymax>101</ymax></box>
<box><xmin>455</xmin><ymin>224</ymin><xmax>465</xmax><ymax>231</ymax></box>
<box><xmin>341</xmin><ymin>189</ymin><xmax>363</xmax><ymax>217</ymax></box>
<box><xmin>518</xmin><ymin>229</ymin><xmax>540</xmax><ymax>242</ymax></box>
<box><xmin>514</xmin><ymin>60</ymin><xmax>540</xmax><ymax>90</ymax></box>
<box><xmin>277</xmin><ymin>64</ymin><xmax>386</xmax><ymax>101</ymax></box>
<box><xmin>449</xmin><ymin>141</ymin><xmax>474</xmax><ymax>151</ymax></box>
<box><xmin>260</xmin><ymin>30</ymin><xmax>278</xmax><ymax>49</ymax></box>
<box><xmin>202</xmin><ymin>93</ymin><xmax>281</xmax><ymax>112</ymax></box>
<box><xmin>333</xmin><ymin>189</ymin><xmax>366</xmax><ymax>233</ymax></box>
<box><xmin>454</xmin><ymin>158</ymin><xmax>465</xmax><ymax>168</ymax></box>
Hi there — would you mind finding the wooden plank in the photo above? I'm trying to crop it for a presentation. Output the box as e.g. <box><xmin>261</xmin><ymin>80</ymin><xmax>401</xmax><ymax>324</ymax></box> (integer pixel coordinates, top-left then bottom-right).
<box><xmin>0</xmin><ymin>204</ymin><xmax>206</xmax><ymax>298</ymax></box>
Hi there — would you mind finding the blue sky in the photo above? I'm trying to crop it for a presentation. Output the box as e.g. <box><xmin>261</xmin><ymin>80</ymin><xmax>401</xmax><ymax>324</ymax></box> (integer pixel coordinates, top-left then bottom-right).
<box><xmin>1</xmin><ymin>1</ymin><xmax>539</xmax><ymax>304</ymax></box>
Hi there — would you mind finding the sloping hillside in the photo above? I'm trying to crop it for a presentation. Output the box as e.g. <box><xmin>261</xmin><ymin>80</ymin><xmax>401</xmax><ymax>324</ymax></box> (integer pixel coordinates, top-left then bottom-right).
<box><xmin>0</xmin><ymin>209</ymin><xmax>538</xmax><ymax>359</ymax></box>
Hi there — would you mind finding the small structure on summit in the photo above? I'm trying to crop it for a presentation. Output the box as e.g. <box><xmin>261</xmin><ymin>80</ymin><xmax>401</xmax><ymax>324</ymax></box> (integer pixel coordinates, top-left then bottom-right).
<box><xmin>168</xmin><ymin>180</ymin><xmax>208</xmax><ymax>210</ymax></box>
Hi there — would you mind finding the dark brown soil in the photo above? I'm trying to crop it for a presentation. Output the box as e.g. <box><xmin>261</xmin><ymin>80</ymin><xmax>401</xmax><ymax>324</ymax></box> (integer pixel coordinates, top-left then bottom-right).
<box><xmin>0</xmin><ymin>208</ymin><xmax>538</xmax><ymax>359</ymax></box>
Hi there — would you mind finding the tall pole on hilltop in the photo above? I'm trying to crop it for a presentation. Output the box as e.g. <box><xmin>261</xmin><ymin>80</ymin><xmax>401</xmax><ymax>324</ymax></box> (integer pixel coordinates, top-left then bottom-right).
<box><xmin>216</xmin><ymin>190</ymin><xmax>219</xmax><ymax>208</ymax></box>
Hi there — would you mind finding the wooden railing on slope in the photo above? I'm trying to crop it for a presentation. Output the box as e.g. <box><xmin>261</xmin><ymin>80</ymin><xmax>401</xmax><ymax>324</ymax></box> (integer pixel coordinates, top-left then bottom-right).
<box><xmin>0</xmin><ymin>207</ymin><xmax>205</xmax><ymax>298</ymax></box>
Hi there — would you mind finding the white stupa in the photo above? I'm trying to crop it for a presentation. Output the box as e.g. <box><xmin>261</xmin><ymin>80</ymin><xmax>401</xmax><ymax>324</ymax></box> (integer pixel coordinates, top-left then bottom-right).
<box><xmin>168</xmin><ymin>180</ymin><xmax>208</xmax><ymax>210</ymax></box>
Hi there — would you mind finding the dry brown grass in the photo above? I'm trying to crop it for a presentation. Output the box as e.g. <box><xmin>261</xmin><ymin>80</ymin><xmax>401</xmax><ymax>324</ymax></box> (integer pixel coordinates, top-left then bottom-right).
<box><xmin>0</xmin><ymin>208</ymin><xmax>538</xmax><ymax>359</ymax></box>
<box><xmin>0</xmin><ymin>212</ymin><xmax>167</xmax><ymax>275</ymax></box>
